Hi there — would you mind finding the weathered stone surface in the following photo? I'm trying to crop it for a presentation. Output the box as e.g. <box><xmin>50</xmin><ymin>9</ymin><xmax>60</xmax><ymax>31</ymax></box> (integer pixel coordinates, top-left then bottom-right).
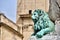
<box><xmin>55</xmin><ymin>18</ymin><xmax>60</xmax><ymax>36</ymax></box>
<box><xmin>0</xmin><ymin>13</ymin><xmax>23</xmax><ymax>40</ymax></box>
<box><xmin>48</xmin><ymin>0</ymin><xmax>60</xmax><ymax>21</ymax></box>
<box><xmin>29</xmin><ymin>33</ymin><xmax>60</xmax><ymax>40</ymax></box>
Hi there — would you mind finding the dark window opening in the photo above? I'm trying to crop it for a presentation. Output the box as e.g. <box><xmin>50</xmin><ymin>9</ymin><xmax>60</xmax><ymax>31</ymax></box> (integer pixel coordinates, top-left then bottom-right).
<box><xmin>29</xmin><ymin>10</ymin><xmax>32</xmax><ymax>14</ymax></box>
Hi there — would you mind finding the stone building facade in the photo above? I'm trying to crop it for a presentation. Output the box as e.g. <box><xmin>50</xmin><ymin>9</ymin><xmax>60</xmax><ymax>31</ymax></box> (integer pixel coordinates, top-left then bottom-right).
<box><xmin>17</xmin><ymin>0</ymin><xmax>49</xmax><ymax>40</ymax></box>
<box><xmin>0</xmin><ymin>13</ymin><xmax>23</xmax><ymax>40</ymax></box>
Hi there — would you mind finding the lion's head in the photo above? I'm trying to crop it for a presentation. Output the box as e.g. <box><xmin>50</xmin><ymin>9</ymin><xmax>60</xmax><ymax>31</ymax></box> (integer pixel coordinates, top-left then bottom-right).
<box><xmin>31</xmin><ymin>9</ymin><xmax>45</xmax><ymax>23</ymax></box>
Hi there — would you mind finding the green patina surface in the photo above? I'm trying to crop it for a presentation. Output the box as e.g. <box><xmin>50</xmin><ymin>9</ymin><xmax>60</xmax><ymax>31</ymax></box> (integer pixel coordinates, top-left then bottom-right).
<box><xmin>31</xmin><ymin>9</ymin><xmax>55</xmax><ymax>38</ymax></box>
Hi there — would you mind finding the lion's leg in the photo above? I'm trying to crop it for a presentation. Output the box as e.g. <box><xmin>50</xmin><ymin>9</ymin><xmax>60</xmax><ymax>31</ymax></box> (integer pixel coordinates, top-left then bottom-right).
<box><xmin>36</xmin><ymin>27</ymin><xmax>54</xmax><ymax>38</ymax></box>
<box><xmin>36</xmin><ymin>29</ymin><xmax>44</xmax><ymax>38</ymax></box>
<box><xmin>32</xmin><ymin>28</ymin><xmax>41</xmax><ymax>36</ymax></box>
<box><xmin>31</xmin><ymin>29</ymin><xmax>38</xmax><ymax>36</ymax></box>
<box><xmin>31</xmin><ymin>32</ymin><xmax>36</xmax><ymax>36</ymax></box>
<box><xmin>32</xmin><ymin>24</ymin><xmax>41</xmax><ymax>36</ymax></box>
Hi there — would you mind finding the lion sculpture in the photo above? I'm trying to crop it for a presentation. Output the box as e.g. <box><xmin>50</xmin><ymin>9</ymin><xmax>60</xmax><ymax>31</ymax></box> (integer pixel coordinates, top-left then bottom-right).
<box><xmin>31</xmin><ymin>9</ymin><xmax>55</xmax><ymax>38</ymax></box>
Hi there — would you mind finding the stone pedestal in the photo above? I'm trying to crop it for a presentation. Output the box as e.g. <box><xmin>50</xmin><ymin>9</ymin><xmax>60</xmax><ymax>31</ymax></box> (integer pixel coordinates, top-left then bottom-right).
<box><xmin>29</xmin><ymin>33</ymin><xmax>60</xmax><ymax>40</ymax></box>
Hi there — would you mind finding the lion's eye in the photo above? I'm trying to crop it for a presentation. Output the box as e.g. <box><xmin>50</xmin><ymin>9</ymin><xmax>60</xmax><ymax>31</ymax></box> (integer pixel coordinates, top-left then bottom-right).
<box><xmin>34</xmin><ymin>14</ymin><xmax>36</xmax><ymax>15</ymax></box>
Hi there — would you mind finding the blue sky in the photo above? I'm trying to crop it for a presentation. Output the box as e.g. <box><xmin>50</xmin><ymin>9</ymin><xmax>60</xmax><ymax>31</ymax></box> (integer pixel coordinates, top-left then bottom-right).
<box><xmin>0</xmin><ymin>0</ymin><xmax>17</xmax><ymax>22</ymax></box>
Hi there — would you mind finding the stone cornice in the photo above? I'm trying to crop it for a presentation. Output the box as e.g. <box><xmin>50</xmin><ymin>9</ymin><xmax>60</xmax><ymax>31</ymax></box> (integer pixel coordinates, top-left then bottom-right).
<box><xmin>0</xmin><ymin>13</ymin><xmax>23</xmax><ymax>38</ymax></box>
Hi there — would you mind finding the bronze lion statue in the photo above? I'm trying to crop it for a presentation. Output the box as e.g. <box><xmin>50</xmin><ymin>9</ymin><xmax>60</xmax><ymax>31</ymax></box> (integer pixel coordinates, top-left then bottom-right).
<box><xmin>31</xmin><ymin>9</ymin><xmax>55</xmax><ymax>38</ymax></box>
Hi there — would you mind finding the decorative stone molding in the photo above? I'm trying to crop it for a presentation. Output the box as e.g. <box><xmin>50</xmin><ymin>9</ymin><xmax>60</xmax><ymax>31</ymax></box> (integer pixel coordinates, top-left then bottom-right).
<box><xmin>0</xmin><ymin>13</ymin><xmax>23</xmax><ymax>38</ymax></box>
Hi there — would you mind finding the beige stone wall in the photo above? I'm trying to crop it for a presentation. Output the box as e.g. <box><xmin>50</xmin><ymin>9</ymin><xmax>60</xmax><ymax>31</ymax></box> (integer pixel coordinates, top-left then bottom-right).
<box><xmin>0</xmin><ymin>25</ymin><xmax>22</xmax><ymax>40</ymax></box>
<box><xmin>22</xmin><ymin>18</ymin><xmax>34</xmax><ymax>40</ymax></box>
<box><xmin>23</xmin><ymin>25</ymin><xmax>34</xmax><ymax>40</ymax></box>
<box><xmin>17</xmin><ymin>0</ymin><xmax>49</xmax><ymax>14</ymax></box>
<box><xmin>16</xmin><ymin>17</ymin><xmax>34</xmax><ymax>40</ymax></box>
<box><xmin>17</xmin><ymin>0</ymin><xmax>49</xmax><ymax>21</ymax></box>
<box><xmin>17</xmin><ymin>0</ymin><xmax>49</xmax><ymax>26</ymax></box>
